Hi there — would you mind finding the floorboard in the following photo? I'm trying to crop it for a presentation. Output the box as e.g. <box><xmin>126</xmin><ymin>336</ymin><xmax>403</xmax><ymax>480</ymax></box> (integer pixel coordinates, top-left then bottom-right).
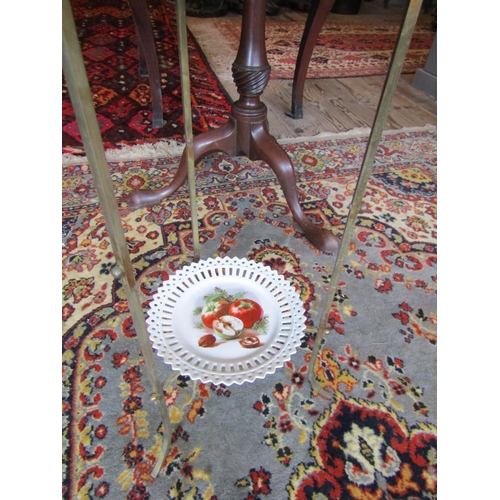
<box><xmin>187</xmin><ymin>0</ymin><xmax>437</xmax><ymax>140</ymax></box>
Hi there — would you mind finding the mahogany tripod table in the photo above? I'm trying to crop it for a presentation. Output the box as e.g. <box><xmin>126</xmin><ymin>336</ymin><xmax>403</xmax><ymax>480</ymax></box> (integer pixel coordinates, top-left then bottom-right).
<box><xmin>127</xmin><ymin>0</ymin><xmax>339</xmax><ymax>254</ymax></box>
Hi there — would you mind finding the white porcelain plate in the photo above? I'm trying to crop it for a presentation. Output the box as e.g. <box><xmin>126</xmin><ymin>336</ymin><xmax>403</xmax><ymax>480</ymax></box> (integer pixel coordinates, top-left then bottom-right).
<box><xmin>146</xmin><ymin>256</ymin><xmax>306</xmax><ymax>385</ymax></box>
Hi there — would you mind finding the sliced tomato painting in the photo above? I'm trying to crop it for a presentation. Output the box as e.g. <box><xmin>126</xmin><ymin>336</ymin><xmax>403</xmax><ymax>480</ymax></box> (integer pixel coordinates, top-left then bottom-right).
<box><xmin>193</xmin><ymin>287</ymin><xmax>268</xmax><ymax>348</ymax></box>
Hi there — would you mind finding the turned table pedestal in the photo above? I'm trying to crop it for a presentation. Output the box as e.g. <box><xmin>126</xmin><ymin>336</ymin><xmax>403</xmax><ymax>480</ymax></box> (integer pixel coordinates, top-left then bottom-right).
<box><xmin>127</xmin><ymin>0</ymin><xmax>339</xmax><ymax>253</ymax></box>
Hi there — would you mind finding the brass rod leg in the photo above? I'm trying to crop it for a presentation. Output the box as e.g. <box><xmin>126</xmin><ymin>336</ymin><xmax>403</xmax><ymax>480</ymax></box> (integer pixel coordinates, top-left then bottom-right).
<box><xmin>62</xmin><ymin>0</ymin><xmax>172</xmax><ymax>477</ymax></box>
<box><xmin>149</xmin><ymin>372</ymin><xmax>181</xmax><ymax>476</ymax></box>
<box><xmin>176</xmin><ymin>0</ymin><xmax>200</xmax><ymax>262</ymax></box>
<box><xmin>307</xmin><ymin>0</ymin><xmax>424</xmax><ymax>398</ymax></box>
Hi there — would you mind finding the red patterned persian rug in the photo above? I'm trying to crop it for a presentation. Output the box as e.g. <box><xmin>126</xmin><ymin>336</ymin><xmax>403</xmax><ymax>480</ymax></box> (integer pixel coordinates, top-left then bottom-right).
<box><xmin>62</xmin><ymin>129</ymin><xmax>437</xmax><ymax>499</ymax></box>
<box><xmin>191</xmin><ymin>18</ymin><xmax>436</xmax><ymax>80</ymax></box>
<box><xmin>62</xmin><ymin>0</ymin><xmax>231</xmax><ymax>154</ymax></box>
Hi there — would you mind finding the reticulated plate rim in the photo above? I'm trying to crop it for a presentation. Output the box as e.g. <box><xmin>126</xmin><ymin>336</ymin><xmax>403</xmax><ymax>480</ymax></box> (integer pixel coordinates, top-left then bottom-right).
<box><xmin>146</xmin><ymin>256</ymin><xmax>306</xmax><ymax>385</ymax></box>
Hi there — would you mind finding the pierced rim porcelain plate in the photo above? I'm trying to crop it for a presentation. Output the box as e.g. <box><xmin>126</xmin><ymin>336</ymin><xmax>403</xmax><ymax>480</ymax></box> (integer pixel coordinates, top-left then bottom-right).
<box><xmin>146</xmin><ymin>257</ymin><xmax>306</xmax><ymax>385</ymax></box>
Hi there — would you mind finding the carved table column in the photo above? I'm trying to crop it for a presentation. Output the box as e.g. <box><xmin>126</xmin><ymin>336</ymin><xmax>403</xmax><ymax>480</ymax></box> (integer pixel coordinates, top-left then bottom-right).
<box><xmin>127</xmin><ymin>0</ymin><xmax>339</xmax><ymax>253</ymax></box>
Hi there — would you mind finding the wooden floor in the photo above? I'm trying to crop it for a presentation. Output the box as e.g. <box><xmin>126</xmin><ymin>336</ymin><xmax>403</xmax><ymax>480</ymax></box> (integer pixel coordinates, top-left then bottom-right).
<box><xmin>187</xmin><ymin>0</ymin><xmax>437</xmax><ymax>140</ymax></box>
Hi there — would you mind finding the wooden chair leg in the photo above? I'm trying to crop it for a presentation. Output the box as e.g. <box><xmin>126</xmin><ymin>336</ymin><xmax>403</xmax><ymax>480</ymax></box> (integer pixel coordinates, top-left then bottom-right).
<box><xmin>138</xmin><ymin>45</ymin><xmax>148</xmax><ymax>78</ymax></box>
<box><xmin>128</xmin><ymin>0</ymin><xmax>165</xmax><ymax>128</ymax></box>
<box><xmin>288</xmin><ymin>0</ymin><xmax>337</xmax><ymax>119</ymax></box>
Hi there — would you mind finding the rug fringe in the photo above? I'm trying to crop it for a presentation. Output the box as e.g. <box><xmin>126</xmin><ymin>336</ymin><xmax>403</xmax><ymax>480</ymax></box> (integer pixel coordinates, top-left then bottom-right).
<box><xmin>62</xmin><ymin>126</ymin><xmax>436</xmax><ymax>165</ymax></box>
<box><xmin>62</xmin><ymin>139</ymin><xmax>185</xmax><ymax>165</ymax></box>
<box><xmin>276</xmin><ymin>124</ymin><xmax>436</xmax><ymax>145</ymax></box>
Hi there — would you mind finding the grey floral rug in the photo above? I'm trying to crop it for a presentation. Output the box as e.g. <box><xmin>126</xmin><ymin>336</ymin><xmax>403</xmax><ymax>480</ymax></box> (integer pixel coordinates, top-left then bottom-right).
<box><xmin>62</xmin><ymin>128</ymin><xmax>437</xmax><ymax>499</ymax></box>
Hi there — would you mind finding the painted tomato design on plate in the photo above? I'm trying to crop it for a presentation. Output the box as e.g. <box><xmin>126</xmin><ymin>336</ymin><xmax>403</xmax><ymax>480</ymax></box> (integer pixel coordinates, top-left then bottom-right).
<box><xmin>228</xmin><ymin>299</ymin><xmax>264</xmax><ymax>328</ymax></box>
<box><xmin>194</xmin><ymin>288</ymin><xmax>268</xmax><ymax>348</ymax></box>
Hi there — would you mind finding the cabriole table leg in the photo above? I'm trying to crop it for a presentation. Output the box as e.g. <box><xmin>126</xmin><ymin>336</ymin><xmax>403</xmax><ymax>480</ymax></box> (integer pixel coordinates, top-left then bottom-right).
<box><xmin>287</xmin><ymin>0</ymin><xmax>336</xmax><ymax>119</ymax></box>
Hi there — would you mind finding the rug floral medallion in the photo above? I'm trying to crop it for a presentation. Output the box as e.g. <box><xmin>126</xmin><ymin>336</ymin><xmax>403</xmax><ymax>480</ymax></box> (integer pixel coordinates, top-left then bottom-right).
<box><xmin>62</xmin><ymin>129</ymin><xmax>437</xmax><ymax>499</ymax></box>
